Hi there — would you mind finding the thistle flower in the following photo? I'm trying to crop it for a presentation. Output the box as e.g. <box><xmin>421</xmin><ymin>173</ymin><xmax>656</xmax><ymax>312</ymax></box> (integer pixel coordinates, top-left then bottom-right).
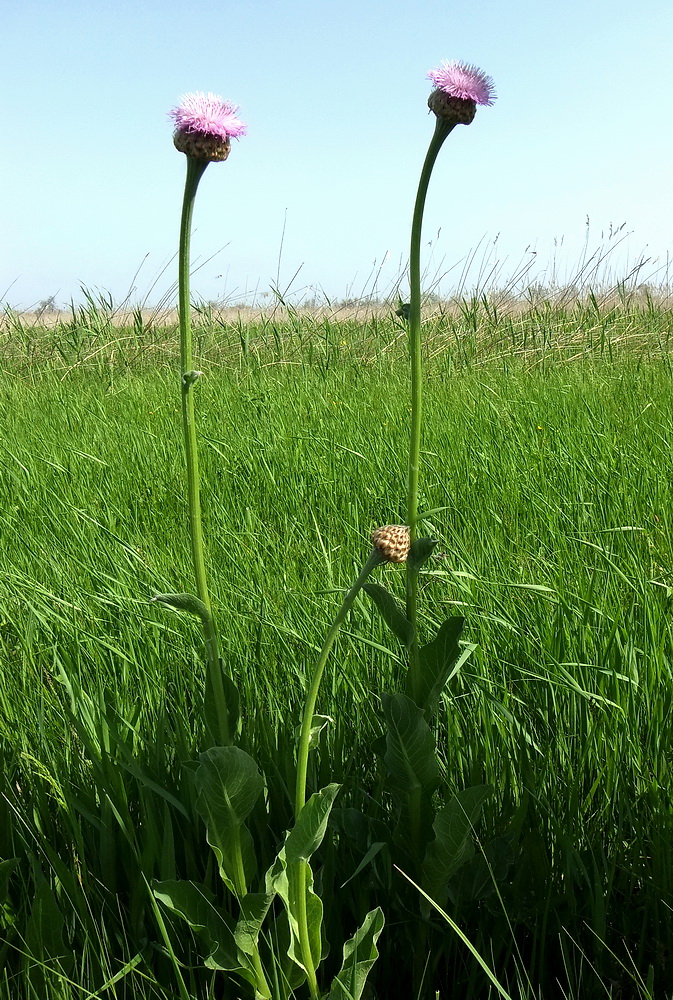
<box><xmin>427</xmin><ymin>60</ymin><xmax>496</xmax><ymax>125</ymax></box>
<box><xmin>169</xmin><ymin>91</ymin><xmax>247</xmax><ymax>161</ymax></box>
<box><xmin>371</xmin><ymin>525</ymin><xmax>411</xmax><ymax>563</ymax></box>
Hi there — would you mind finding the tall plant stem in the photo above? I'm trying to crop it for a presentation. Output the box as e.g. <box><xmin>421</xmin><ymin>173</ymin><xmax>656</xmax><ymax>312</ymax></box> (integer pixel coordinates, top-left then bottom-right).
<box><xmin>294</xmin><ymin>548</ymin><xmax>382</xmax><ymax>818</ymax></box>
<box><xmin>292</xmin><ymin>547</ymin><xmax>383</xmax><ymax>1000</ymax></box>
<box><xmin>294</xmin><ymin>860</ymin><xmax>320</xmax><ymax>1000</ymax></box>
<box><xmin>406</xmin><ymin>118</ymin><xmax>455</xmax><ymax>703</ymax></box>
<box><xmin>178</xmin><ymin>156</ymin><xmax>230</xmax><ymax>747</ymax></box>
<box><xmin>228</xmin><ymin>829</ymin><xmax>272</xmax><ymax>999</ymax></box>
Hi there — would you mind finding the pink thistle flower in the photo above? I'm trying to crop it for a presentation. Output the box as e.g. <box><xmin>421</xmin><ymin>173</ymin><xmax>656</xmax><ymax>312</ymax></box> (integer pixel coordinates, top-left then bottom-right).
<box><xmin>169</xmin><ymin>91</ymin><xmax>247</xmax><ymax>139</ymax></box>
<box><xmin>169</xmin><ymin>91</ymin><xmax>247</xmax><ymax>162</ymax></box>
<box><xmin>427</xmin><ymin>61</ymin><xmax>496</xmax><ymax>106</ymax></box>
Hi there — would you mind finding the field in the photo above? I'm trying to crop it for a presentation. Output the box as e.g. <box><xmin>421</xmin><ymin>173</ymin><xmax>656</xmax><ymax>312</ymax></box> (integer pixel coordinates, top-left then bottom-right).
<box><xmin>1</xmin><ymin>292</ymin><xmax>672</xmax><ymax>999</ymax></box>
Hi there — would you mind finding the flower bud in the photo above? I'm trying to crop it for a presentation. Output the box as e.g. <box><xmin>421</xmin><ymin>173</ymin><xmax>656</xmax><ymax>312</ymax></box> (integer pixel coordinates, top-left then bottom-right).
<box><xmin>370</xmin><ymin>525</ymin><xmax>411</xmax><ymax>563</ymax></box>
<box><xmin>168</xmin><ymin>92</ymin><xmax>246</xmax><ymax>163</ymax></box>
<box><xmin>427</xmin><ymin>90</ymin><xmax>476</xmax><ymax>125</ymax></box>
<box><xmin>173</xmin><ymin>131</ymin><xmax>231</xmax><ymax>161</ymax></box>
<box><xmin>426</xmin><ymin>60</ymin><xmax>495</xmax><ymax>126</ymax></box>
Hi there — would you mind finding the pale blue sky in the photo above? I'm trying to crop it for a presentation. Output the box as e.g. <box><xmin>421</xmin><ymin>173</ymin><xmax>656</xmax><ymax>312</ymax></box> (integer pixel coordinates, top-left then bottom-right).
<box><xmin>3</xmin><ymin>0</ymin><xmax>672</xmax><ymax>308</ymax></box>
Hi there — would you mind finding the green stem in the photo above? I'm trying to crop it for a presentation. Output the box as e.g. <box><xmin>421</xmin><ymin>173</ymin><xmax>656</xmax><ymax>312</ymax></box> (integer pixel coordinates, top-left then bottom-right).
<box><xmin>251</xmin><ymin>949</ymin><xmax>272</xmax><ymax>1000</ymax></box>
<box><xmin>178</xmin><ymin>155</ymin><xmax>230</xmax><ymax>746</ymax></box>
<box><xmin>291</xmin><ymin>547</ymin><xmax>383</xmax><ymax>1000</ymax></box>
<box><xmin>223</xmin><ymin>827</ymin><xmax>272</xmax><ymax>1000</ymax></box>
<box><xmin>405</xmin><ymin>118</ymin><xmax>455</xmax><ymax>703</ymax></box>
<box><xmin>294</xmin><ymin>548</ymin><xmax>383</xmax><ymax>818</ymax></box>
<box><xmin>229</xmin><ymin>827</ymin><xmax>272</xmax><ymax>999</ymax></box>
<box><xmin>229</xmin><ymin>826</ymin><xmax>249</xmax><ymax>901</ymax></box>
<box><xmin>295</xmin><ymin>860</ymin><xmax>320</xmax><ymax>1000</ymax></box>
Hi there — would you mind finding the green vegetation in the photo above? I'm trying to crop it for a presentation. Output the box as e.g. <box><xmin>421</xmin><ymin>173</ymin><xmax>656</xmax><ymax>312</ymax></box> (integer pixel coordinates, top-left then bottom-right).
<box><xmin>1</xmin><ymin>293</ymin><xmax>672</xmax><ymax>998</ymax></box>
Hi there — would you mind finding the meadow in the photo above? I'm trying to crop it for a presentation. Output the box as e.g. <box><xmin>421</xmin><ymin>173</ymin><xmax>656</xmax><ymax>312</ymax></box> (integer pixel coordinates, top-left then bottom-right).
<box><xmin>1</xmin><ymin>290</ymin><xmax>672</xmax><ymax>999</ymax></box>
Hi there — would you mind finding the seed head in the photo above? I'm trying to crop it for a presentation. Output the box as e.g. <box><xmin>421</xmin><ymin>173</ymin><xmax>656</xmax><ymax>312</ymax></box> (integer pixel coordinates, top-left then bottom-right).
<box><xmin>427</xmin><ymin>60</ymin><xmax>496</xmax><ymax>125</ymax></box>
<box><xmin>169</xmin><ymin>91</ymin><xmax>247</xmax><ymax>162</ymax></box>
<box><xmin>371</xmin><ymin>525</ymin><xmax>411</xmax><ymax>563</ymax></box>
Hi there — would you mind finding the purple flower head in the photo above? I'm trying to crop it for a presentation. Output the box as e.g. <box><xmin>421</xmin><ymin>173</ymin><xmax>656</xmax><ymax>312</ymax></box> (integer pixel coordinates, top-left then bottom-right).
<box><xmin>169</xmin><ymin>92</ymin><xmax>247</xmax><ymax>141</ymax></box>
<box><xmin>427</xmin><ymin>61</ymin><xmax>496</xmax><ymax>107</ymax></box>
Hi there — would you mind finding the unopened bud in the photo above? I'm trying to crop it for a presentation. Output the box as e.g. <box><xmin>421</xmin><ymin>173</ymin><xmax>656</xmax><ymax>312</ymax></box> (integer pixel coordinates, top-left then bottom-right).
<box><xmin>427</xmin><ymin>90</ymin><xmax>476</xmax><ymax>125</ymax></box>
<box><xmin>370</xmin><ymin>525</ymin><xmax>411</xmax><ymax>563</ymax></box>
<box><xmin>173</xmin><ymin>130</ymin><xmax>231</xmax><ymax>162</ymax></box>
<box><xmin>182</xmin><ymin>369</ymin><xmax>204</xmax><ymax>388</ymax></box>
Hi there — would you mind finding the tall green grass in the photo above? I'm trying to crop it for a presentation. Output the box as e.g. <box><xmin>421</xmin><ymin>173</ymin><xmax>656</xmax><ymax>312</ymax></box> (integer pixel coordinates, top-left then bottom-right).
<box><xmin>1</xmin><ymin>294</ymin><xmax>672</xmax><ymax>998</ymax></box>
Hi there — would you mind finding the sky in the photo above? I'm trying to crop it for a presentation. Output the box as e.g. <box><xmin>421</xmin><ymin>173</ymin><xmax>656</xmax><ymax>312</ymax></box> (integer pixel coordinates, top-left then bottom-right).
<box><xmin>3</xmin><ymin>0</ymin><xmax>672</xmax><ymax>310</ymax></box>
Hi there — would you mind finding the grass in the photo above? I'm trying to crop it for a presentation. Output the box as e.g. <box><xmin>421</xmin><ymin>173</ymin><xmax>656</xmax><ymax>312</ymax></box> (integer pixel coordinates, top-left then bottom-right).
<box><xmin>1</xmin><ymin>291</ymin><xmax>672</xmax><ymax>998</ymax></box>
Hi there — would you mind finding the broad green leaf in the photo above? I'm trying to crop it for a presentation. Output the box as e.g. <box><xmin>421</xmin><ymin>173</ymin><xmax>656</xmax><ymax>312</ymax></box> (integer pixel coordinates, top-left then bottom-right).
<box><xmin>234</xmin><ymin>891</ymin><xmax>275</xmax><ymax>959</ymax></box>
<box><xmin>267</xmin><ymin>784</ymin><xmax>340</xmax><ymax>981</ymax></box>
<box><xmin>407</xmin><ymin>537</ymin><xmax>439</xmax><ymax>572</ymax></box>
<box><xmin>382</xmin><ymin>693</ymin><xmax>440</xmax><ymax>859</ymax></box>
<box><xmin>331</xmin><ymin>807</ymin><xmax>391</xmax><ymax>854</ymax></box>
<box><xmin>422</xmin><ymin>785</ymin><xmax>493</xmax><ymax>905</ymax></box>
<box><xmin>154</xmin><ymin>881</ymin><xmax>273</xmax><ymax>995</ymax></box>
<box><xmin>153</xmin><ymin>879</ymin><xmax>238</xmax><ymax>971</ymax></box>
<box><xmin>326</xmin><ymin>907</ymin><xmax>385</xmax><ymax>1000</ymax></box>
<box><xmin>195</xmin><ymin>747</ymin><xmax>264</xmax><ymax>896</ymax></box>
<box><xmin>268</xmin><ymin>852</ymin><xmax>324</xmax><ymax>980</ymax></box>
<box><xmin>408</xmin><ymin>617</ymin><xmax>467</xmax><ymax>716</ymax></box>
<box><xmin>363</xmin><ymin>583</ymin><xmax>414</xmax><ymax>647</ymax></box>
<box><xmin>450</xmin><ymin>835</ymin><xmax>514</xmax><ymax>904</ymax></box>
<box><xmin>330</xmin><ymin>807</ymin><xmax>369</xmax><ymax>846</ymax></box>
<box><xmin>285</xmin><ymin>783</ymin><xmax>340</xmax><ymax>865</ymax></box>
<box><xmin>151</xmin><ymin>592</ymin><xmax>209</xmax><ymax>621</ymax></box>
<box><xmin>382</xmin><ymin>693</ymin><xmax>440</xmax><ymax>799</ymax></box>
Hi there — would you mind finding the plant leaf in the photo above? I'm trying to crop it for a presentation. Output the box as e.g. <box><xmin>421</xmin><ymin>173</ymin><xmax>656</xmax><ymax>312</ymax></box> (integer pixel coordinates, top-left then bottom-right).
<box><xmin>234</xmin><ymin>891</ymin><xmax>275</xmax><ymax>959</ymax></box>
<box><xmin>382</xmin><ymin>692</ymin><xmax>440</xmax><ymax>859</ymax></box>
<box><xmin>268</xmin><ymin>853</ymin><xmax>324</xmax><ymax>982</ymax></box>
<box><xmin>285</xmin><ymin>783</ymin><xmax>341</xmax><ymax>865</ymax></box>
<box><xmin>409</xmin><ymin>617</ymin><xmax>467</xmax><ymax>716</ymax></box>
<box><xmin>153</xmin><ymin>879</ymin><xmax>239</xmax><ymax>971</ymax></box>
<box><xmin>154</xmin><ymin>880</ymin><xmax>274</xmax><ymax>991</ymax></box>
<box><xmin>195</xmin><ymin>747</ymin><xmax>264</xmax><ymax>896</ymax></box>
<box><xmin>325</xmin><ymin>907</ymin><xmax>385</xmax><ymax>1000</ymax></box>
<box><xmin>382</xmin><ymin>693</ymin><xmax>440</xmax><ymax>799</ymax></box>
<box><xmin>407</xmin><ymin>537</ymin><xmax>439</xmax><ymax>572</ymax></box>
<box><xmin>363</xmin><ymin>583</ymin><xmax>414</xmax><ymax>647</ymax></box>
<box><xmin>339</xmin><ymin>842</ymin><xmax>387</xmax><ymax>889</ymax></box>
<box><xmin>267</xmin><ymin>784</ymin><xmax>341</xmax><ymax>981</ymax></box>
<box><xmin>151</xmin><ymin>592</ymin><xmax>210</xmax><ymax>622</ymax></box>
<box><xmin>294</xmin><ymin>714</ymin><xmax>334</xmax><ymax>750</ymax></box>
<box><xmin>450</xmin><ymin>835</ymin><xmax>514</xmax><ymax>904</ymax></box>
<box><xmin>422</xmin><ymin>785</ymin><xmax>493</xmax><ymax>905</ymax></box>
<box><xmin>330</xmin><ymin>807</ymin><xmax>391</xmax><ymax>859</ymax></box>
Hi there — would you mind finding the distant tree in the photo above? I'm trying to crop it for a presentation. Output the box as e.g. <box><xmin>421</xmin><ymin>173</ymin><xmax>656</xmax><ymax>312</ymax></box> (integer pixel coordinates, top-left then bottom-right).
<box><xmin>36</xmin><ymin>295</ymin><xmax>58</xmax><ymax>316</ymax></box>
